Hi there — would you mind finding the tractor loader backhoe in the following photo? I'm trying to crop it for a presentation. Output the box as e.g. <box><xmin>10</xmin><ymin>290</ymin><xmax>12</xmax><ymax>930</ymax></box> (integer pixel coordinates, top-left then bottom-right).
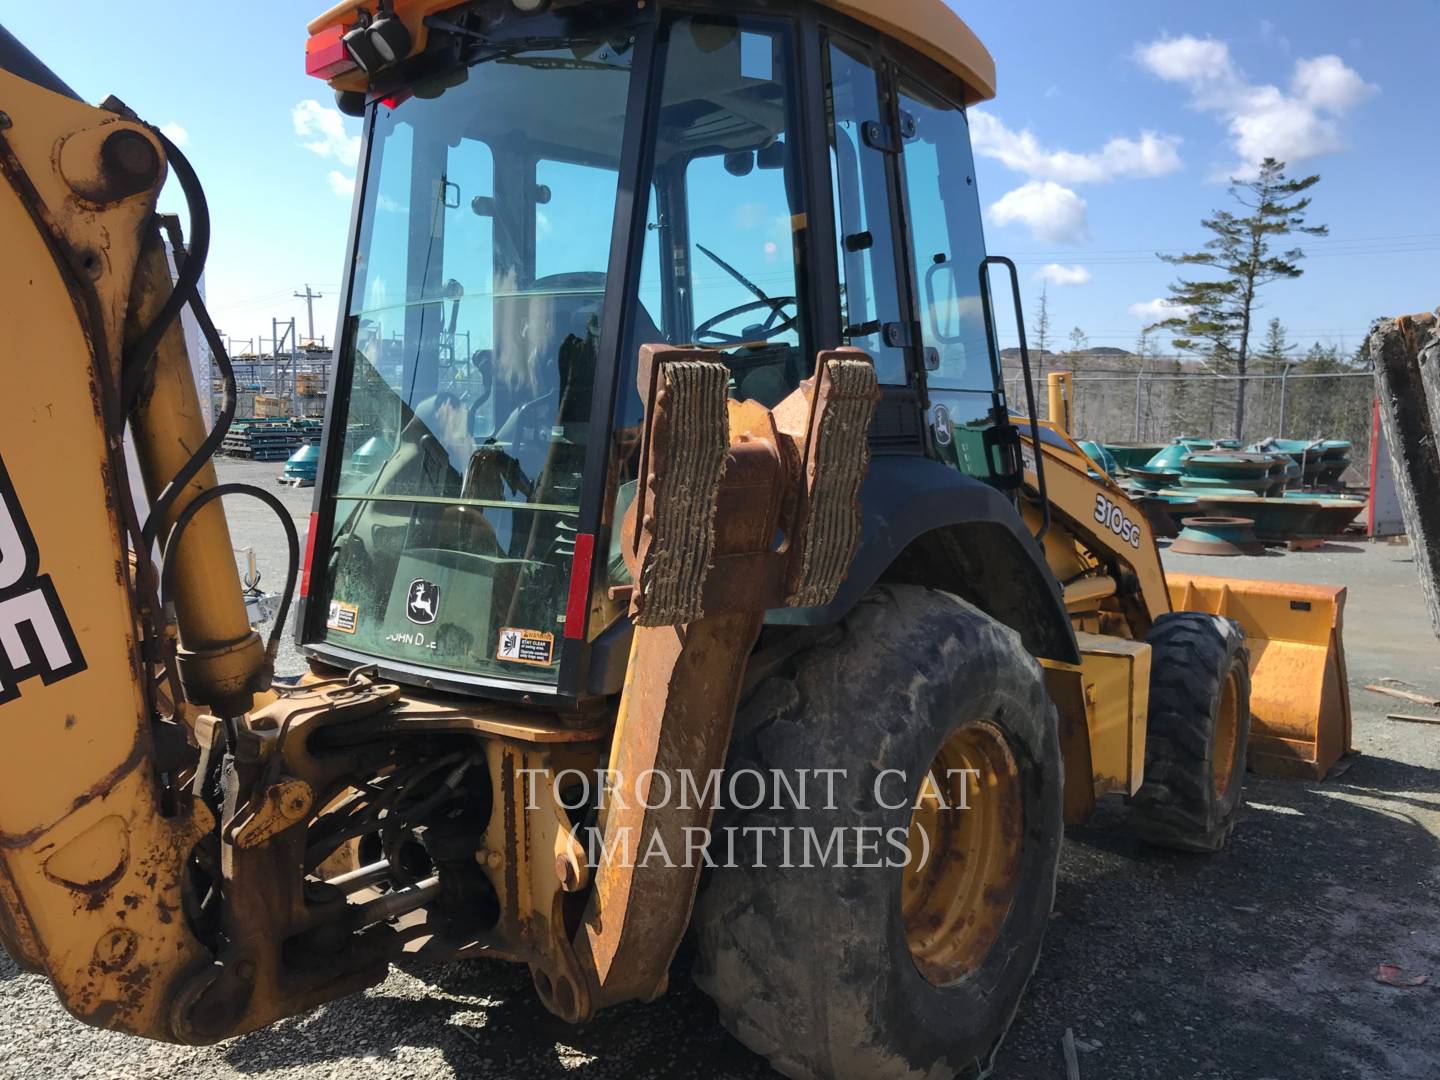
<box><xmin>0</xmin><ymin>4</ymin><xmax>1350</xmax><ymax>1078</ymax></box>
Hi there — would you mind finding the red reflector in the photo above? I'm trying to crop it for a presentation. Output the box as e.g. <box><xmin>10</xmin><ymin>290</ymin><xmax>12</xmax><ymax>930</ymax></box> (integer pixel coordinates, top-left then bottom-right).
<box><xmin>381</xmin><ymin>96</ymin><xmax>399</xmax><ymax>109</ymax></box>
<box><xmin>306</xmin><ymin>24</ymin><xmax>355</xmax><ymax>79</ymax></box>
<box><xmin>563</xmin><ymin>533</ymin><xmax>596</xmax><ymax>640</ymax></box>
<box><xmin>300</xmin><ymin>512</ymin><xmax>319</xmax><ymax>598</ymax></box>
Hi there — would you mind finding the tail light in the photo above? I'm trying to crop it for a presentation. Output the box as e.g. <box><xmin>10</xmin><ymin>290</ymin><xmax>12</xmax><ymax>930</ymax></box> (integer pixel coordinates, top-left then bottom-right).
<box><xmin>305</xmin><ymin>24</ymin><xmax>356</xmax><ymax>80</ymax></box>
<box><xmin>300</xmin><ymin>512</ymin><xmax>319</xmax><ymax>598</ymax></box>
<box><xmin>563</xmin><ymin>533</ymin><xmax>596</xmax><ymax>640</ymax></box>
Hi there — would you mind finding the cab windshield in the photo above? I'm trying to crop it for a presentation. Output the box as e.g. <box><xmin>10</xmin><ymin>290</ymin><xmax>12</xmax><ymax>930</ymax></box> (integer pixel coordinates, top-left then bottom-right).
<box><xmin>313</xmin><ymin>27</ymin><xmax>636</xmax><ymax>684</ymax></box>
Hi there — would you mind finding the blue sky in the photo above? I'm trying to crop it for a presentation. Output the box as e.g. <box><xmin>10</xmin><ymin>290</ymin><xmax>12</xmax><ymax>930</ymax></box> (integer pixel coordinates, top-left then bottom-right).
<box><xmin>6</xmin><ymin>1</ymin><xmax>1436</xmax><ymax>358</ymax></box>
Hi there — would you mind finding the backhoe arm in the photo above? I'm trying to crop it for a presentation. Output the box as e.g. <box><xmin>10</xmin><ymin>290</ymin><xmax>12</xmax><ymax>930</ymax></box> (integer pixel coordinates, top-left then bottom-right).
<box><xmin>0</xmin><ymin>33</ymin><xmax>263</xmax><ymax>1036</ymax></box>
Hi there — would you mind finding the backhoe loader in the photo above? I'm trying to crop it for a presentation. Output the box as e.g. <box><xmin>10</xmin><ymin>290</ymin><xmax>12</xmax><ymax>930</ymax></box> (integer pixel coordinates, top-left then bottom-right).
<box><xmin>0</xmin><ymin>3</ymin><xmax>1350</xmax><ymax>1077</ymax></box>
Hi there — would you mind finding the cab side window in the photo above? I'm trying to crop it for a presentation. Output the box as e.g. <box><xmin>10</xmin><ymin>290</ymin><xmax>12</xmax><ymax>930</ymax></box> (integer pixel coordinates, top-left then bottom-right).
<box><xmin>824</xmin><ymin>38</ymin><xmax>907</xmax><ymax>386</ymax></box>
<box><xmin>898</xmin><ymin>78</ymin><xmax>1003</xmax><ymax>479</ymax></box>
<box><xmin>898</xmin><ymin>79</ymin><xmax>997</xmax><ymax>424</ymax></box>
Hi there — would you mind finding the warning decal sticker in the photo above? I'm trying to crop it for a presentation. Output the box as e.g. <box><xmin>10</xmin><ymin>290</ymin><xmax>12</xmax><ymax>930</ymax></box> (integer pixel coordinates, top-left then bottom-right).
<box><xmin>497</xmin><ymin>627</ymin><xmax>555</xmax><ymax>666</ymax></box>
<box><xmin>326</xmin><ymin>600</ymin><xmax>359</xmax><ymax>633</ymax></box>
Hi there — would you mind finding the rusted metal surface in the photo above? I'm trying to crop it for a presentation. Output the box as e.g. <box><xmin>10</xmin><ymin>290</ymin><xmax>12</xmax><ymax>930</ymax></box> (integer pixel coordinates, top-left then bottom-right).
<box><xmin>0</xmin><ymin>50</ymin><xmax>885</xmax><ymax>1047</ymax></box>
<box><xmin>0</xmin><ymin>67</ymin><xmax>221</xmax><ymax>1040</ymax></box>
<box><xmin>574</xmin><ymin>346</ymin><xmax>879</xmax><ymax>1013</ymax></box>
<box><xmin>1170</xmin><ymin>515</ymin><xmax>1266</xmax><ymax>557</ymax></box>
<box><xmin>58</xmin><ymin>126</ymin><xmax>160</xmax><ymax>207</ymax></box>
<box><xmin>628</xmin><ymin>349</ymin><xmax>731</xmax><ymax>627</ymax></box>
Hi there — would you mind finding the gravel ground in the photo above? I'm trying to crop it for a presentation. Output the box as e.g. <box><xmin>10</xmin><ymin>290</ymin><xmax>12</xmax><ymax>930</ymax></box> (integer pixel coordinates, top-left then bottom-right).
<box><xmin>2</xmin><ymin>460</ymin><xmax>1436</xmax><ymax>1079</ymax></box>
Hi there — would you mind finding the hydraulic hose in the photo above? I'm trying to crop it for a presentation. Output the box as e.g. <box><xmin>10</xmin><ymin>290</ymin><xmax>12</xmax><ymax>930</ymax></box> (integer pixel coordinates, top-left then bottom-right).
<box><xmin>125</xmin><ymin>128</ymin><xmax>302</xmax><ymax>708</ymax></box>
<box><xmin>158</xmin><ymin>484</ymin><xmax>300</xmax><ymax>682</ymax></box>
<box><xmin>120</xmin><ymin>128</ymin><xmax>209</xmax><ymax>421</ymax></box>
<box><xmin>140</xmin><ymin>216</ymin><xmax>237</xmax><ymax>555</ymax></box>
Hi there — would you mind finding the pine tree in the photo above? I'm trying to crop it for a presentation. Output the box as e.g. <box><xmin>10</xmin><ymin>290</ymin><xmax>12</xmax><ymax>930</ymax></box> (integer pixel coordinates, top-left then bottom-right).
<box><xmin>1254</xmin><ymin>317</ymin><xmax>1294</xmax><ymax>439</ymax></box>
<box><xmin>1133</xmin><ymin>327</ymin><xmax>1157</xmax><ymax>440</ymax></box>
<box><xmin>1152</xmin><ymin>159</ymin><xmax>1327</xmax><ymax>439</ymax></box>
<box><xmin>1031</xmin><ymin>284</ymin><xmax>1051</xmax><ymax>386</ymax></box>
<box><xmin>1258</xmin><ymin>317</ymin><xmax>1294</xmax><ymax>365</ymax></box>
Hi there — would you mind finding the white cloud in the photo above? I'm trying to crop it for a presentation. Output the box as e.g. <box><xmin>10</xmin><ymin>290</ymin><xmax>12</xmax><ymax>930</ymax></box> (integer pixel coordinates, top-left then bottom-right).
<box><xmin>988</xmin><ymin>182</ymin><xmax>1088</xmax><ymax>245</ymax></box>
<box><xmin>1292</xmin><ymin>55</ymin><xmax>1374</xmax><ymax>112</ymax></box>
<box><xmin>1129</xmin><ymin>297</ymin><xmax>1196</xmax><ymax>322</ymax></box>
<box><xmin>1135</xmin><ymin>36</ymin><xmax>1376</xmax><ymax>173</ymax></box>
<box><xmin>327</xmin><ymin>170</ymin><xmax>355</xmax><ymax>198</ymax></box>
<box><xmin>1136</xmin><ymin>36</ymin><xmax>1234</xmax><ymax>85</ymax></box>
<box><xmin>159</xmin><ymin>121</ymin><xmax>189</xmax><ymax>147</ymax></box>
<box><xmin>1035</xmin><ymin>263</ymin><xmax>1092</xmax><ymax>287</ymax></box>
<box><xmin>969</xmin><ymin>110</ymin><xmax>1182</xmax><ymax>184</ymax></box>
<box><xmin>293</xmin><ymin>99</ymin><xmax>361</xmax><ymax>166</ymax></box>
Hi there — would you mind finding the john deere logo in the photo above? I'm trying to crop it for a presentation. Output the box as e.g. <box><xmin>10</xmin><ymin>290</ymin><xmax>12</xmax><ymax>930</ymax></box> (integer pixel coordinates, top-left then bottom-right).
<box><xmin>405</xmin><ymin>579</ymin><xmax>440</xmax><ymax>625</ymax></box>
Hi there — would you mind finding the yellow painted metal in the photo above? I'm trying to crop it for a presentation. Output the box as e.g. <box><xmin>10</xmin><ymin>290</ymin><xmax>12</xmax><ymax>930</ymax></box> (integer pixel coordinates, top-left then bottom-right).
<box><xmin>903</xmin><ymin>722</ymin><xmax>1021</xmax><ymax>984</ymax></box>
<box><xmin>311</xmin><ymin>0</ymin><xmax>997</xmax><ymax>104</ymax></box>
<box><xmin>1211</xmin><ymin>670</ymin><xmax>1242</xmax><ymax>799</ymax></box>
<box><xmin>1170</xmin><ymin>574</ymin><xmax>1352</xmax><ymax>779</ymax></box>
<box><xmin>1019</xmin><ymin>423</ymin><xmax>1170</xmax><ymax>630</ymax></box>
<box><xmin>0</xmin><ymin>69</ymin><xmax>214</xmax><ymax>1035</ymax></box>
<box><xmin>127</xmin><ymin>235</ymin><xmax>265</xmax><ymax>713</ymax></box>
<box><xmin>1040</xmin><ymin>661</ymin><xmax>1096</xmax><ymax>825</ymax></box>
<box><xmin>1062</xmin><ymin>574</ymin><xmax>1117</xmax><ymax>612</ymax></box>
<box><xmin>1074</xmin><ymin>632</ymin><xmax>1151</xmax><ymax>797</ymax></box>
<box><xmin>818</xmin><ymin>0</ymin><xmax>995</xmax><ymax>102</ymax></box>
<box><xmin>1047</xmin><ymin>371</ymin><xmax>1074</xmax><ymax>436</ymax></box>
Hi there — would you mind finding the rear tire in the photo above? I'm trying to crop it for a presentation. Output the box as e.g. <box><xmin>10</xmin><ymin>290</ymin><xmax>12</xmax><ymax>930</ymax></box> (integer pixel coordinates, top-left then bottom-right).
<box><xmin>1128</xmin><ymin>612</ymin><xmax>1251</xmax><ymax>852</ymax></box>
<box><xmin>692</xmin><ymin>586</ymin><xmax>1063</xmax><ymax>1080</ymax></box>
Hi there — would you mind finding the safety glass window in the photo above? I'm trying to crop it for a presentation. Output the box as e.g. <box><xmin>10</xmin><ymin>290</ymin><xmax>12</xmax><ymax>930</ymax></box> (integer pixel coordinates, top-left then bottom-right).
<box><xmin>825</xmin><ymin>38</ymin><xmax>907</xmax><ymax>386</ymax></box>
<box><xmin>605</xmin><ymin>15</ymin><xmax>807</xmax><ymax>600</ymax></box>
<box><xmin>313</xmin><ymin>34</ymin><xmax>636</xmax><ymax>685</ymax></box>
<box><xmin>898</xmin><ymin>81</ymin><xmax>995</xmax><ymax>399</ymax></box>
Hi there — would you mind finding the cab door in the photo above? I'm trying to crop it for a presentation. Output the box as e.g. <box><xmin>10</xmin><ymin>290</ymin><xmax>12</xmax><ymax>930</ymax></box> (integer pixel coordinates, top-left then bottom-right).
<box><xmin>820</xmin><ymin>33</ymin><xmax>927</xmax><ymax>454</ymax></box>
<box><xmin>893</xmin><ymin>71</ymin><xmax>1010</xmax><ymax>481</ymax></box>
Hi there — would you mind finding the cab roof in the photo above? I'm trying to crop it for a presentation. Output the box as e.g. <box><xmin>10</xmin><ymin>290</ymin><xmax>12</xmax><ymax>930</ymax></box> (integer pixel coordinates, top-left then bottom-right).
<box><xmin>819</xmin><ymin>0</ymin><xmax>995</xmax><ymax>104</ymax></box>
<box><xmin>308</xmin><ymin>0</ymin><xmax>995</xmax><ymax>104</ymax></box>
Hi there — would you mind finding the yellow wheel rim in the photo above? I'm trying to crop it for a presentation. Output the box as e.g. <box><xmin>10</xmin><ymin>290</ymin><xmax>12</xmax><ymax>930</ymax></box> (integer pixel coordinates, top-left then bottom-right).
<box><xmin>902</xmin><ymin>720</ymin><xmax>1022</xmax><ymax>986</ymax></box>
<box><xmin>1210</xmin><ymin>670</ymin><xmax>1241</xmax><ymax>800</ymax></box>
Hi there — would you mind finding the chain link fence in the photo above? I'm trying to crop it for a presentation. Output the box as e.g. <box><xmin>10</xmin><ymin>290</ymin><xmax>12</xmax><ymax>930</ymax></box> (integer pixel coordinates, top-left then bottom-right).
<box><xmin>1002</xmin><ymin>358</ymin><xmax>1375</xmax><ymax>481</ymax></box>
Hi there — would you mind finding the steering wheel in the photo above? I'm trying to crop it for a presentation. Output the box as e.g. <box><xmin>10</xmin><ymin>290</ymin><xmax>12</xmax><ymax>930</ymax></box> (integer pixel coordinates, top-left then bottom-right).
<box><xmin>694</xmin><ymin>295</ymin><xmax>799</xmax><ymax>345</ymax></box>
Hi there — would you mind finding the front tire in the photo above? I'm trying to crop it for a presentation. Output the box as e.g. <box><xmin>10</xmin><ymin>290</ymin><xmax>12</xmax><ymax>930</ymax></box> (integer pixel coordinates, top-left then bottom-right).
<box><xmin>1128</xmin><ymin>611</ymin><xmax>1251</xmax><ymax>852</ymax></box>
<box><xmin>692</xmin><ymin>586</ymin><xmax>1063</xmax><ymax>1080</ymax></box>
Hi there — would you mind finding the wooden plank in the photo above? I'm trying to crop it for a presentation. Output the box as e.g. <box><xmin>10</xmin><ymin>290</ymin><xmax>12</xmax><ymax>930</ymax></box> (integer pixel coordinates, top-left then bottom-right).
<box><xmin>1062</xmin><ymin>1028</ymin><xmax>1082</xmax><ymax>1080</ymax></box>
<box><xmin>1369</xmin><ymin>311</ymin><xmax>1440</xmax><ymax>640</ymax></box>
<box><xmin>1387</xmin><ymin>713</ymin><xmax>1440</xmax><ymax>727</ymax></box>
<box><xmin>1364</xmin><ymin>683</ymin><xmax>1440</xmax><ymax>708</ymax></box>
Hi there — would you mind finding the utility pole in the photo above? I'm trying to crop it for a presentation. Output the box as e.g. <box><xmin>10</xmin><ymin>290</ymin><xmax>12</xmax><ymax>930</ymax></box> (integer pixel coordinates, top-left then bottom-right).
<box><xmin>294</xmin><ymin>284</ymin><xmax>324</xmax><ymax>344</ymax></box>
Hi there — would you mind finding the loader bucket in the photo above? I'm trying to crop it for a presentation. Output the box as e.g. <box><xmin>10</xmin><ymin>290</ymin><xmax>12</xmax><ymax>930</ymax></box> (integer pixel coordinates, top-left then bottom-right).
<box><xmin>1168</xmin><ymin>574</ymin><xmax>1352</xmax><ymax>780</ymax></box>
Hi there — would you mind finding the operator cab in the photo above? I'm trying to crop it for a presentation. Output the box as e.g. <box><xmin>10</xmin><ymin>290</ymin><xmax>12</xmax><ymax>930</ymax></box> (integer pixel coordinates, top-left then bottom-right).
<box><xmin>300</xmin><ymin>0</ymin><xmax>1017</xmax><ymax>701</ymax></box>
